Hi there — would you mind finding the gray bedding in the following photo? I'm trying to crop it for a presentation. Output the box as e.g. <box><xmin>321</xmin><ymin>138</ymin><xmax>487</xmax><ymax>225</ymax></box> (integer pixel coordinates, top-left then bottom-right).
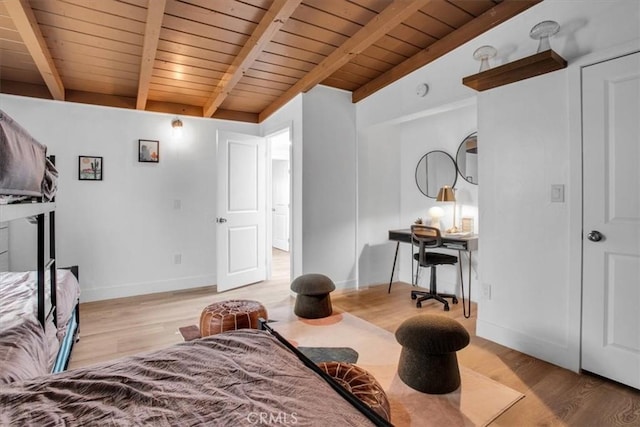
<box><xmin>0</xmin><ymin>329</ymin><xmax>375</xmax><ymax>426</ymax></box>
<box><xmin>0</xmin><ymin>109</ymin><xmax>57</xmax><ymax>200</ymax></box>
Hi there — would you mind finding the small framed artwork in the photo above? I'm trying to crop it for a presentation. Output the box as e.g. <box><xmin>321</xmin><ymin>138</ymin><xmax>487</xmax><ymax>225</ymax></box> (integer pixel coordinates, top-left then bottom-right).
<box><xmin>139</xmin><ymin>139</ymin><xmax>159</xmax><ymax>163</ymax></box>
<box><xmin>78</xmin><ymin>156</ymin><xmax>103</xmax><ymax>181</ymax></box>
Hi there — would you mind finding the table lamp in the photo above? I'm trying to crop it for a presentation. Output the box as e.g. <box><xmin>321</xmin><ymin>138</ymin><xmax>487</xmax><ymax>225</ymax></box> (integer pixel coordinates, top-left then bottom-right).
<box><xmin>427</xmin><ymin>206</ymin><xmax>444</xmax><ymax>231</ymax></box>
<box><xmin>437</xmin><ymin>185</ymin><xmax>458</xmax><ymax>233</ymax></box>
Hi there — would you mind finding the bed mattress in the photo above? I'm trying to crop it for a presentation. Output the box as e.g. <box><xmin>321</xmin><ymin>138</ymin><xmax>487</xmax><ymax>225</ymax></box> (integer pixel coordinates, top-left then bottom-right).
<box><xmin>0</xmin><ymin>329</ymin><xmax>376</xmax><ymax>426</ymax></box>
<box><xmin>0</xmin><ymin>269</ymin><xmax>80</xmax><ymax>382</ymax></box>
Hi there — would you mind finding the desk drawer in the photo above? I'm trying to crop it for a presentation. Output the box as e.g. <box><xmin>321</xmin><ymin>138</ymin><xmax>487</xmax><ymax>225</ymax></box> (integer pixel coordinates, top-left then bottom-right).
<box><xmin>442</xmin><ymin>242</ymin><xmax>468</xmax><ymax>250</ymax></box>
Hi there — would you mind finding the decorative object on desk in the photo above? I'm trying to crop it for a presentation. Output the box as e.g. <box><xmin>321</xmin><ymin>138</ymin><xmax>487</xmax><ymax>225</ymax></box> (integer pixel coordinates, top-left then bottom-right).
<box><xmin>78</xmin><ymin>156</ymin><xmax>103</xmax><ymax>181</ymax></box>
<box><xmin>415</xmin><ymin>150</ymin><xmax>458</xmax><ymax>199</ymax></box>
<box><xmin>138</xmin><ymin>139</ymin><xmax>159</xmax><ymax>163</ymax></box>
<box><xmin>456</xmin><ymin>132</ymin><xmax>478</xmax><ymax>185</ymax></box>
<box><xmin>436</xmin><ymin>185</ymin><xmax>458</xmax><ymax>233</ymax></box>
<box><xmin>473</xmin><ymin>45</ymin><xmax>497</xmax><ymax>72</ymax></box>
<box><xmin>427</xmin><ymin>206</ymin><xmax>444</xmax><ymax>231</ymax></box>
<box><xmin>414</xmin><ymin>217</ymin><xmax>423</xmax><ymax>224</ymax></box>
<box><xmin>530</xmin><ymin>20</ymin><xmax>560</xmax><ymax>53</ymax></box>
<box><xmin>461</xmin><ymin>217</ymin><xmax>474</xmax><ymax>233</ymax></box>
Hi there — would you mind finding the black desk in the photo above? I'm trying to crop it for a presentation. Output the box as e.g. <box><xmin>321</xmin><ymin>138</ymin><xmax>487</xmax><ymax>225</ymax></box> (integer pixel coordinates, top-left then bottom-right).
<box><xmin>388</xmin><ymin>229</ymin><xmax>478</xmax><ymax>316</ymax></box>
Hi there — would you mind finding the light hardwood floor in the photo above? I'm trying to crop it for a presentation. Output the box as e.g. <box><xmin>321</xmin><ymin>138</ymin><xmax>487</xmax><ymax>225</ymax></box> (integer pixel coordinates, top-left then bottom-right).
<box><xmin>69</xmin><ymin>249</ymin><xmax>639</xmax><ymax>426</ymax></box>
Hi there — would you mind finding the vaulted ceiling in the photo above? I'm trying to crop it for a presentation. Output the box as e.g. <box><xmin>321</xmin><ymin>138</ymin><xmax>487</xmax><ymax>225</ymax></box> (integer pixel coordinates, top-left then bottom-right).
<box><xmin>0</xmin><ymin>0</ymin><xmax>541</xmax><ymax>123</ymax></box>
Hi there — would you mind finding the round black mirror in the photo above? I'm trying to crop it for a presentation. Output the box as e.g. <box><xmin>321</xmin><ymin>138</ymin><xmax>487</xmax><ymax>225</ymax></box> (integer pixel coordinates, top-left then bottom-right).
<box><xmin>415</xmin><ymin>150</ymin><xmax>457</xmax><ymax>198</ymax></box>
<box><xmin>456</xmin><ymin>132</ymin><xmax>478</xmax><ymax>185</ymax></box>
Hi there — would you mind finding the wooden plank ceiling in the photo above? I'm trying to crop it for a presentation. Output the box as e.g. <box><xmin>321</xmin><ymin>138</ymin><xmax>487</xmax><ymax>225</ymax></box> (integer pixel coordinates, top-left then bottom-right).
<box><xmin>0</xmin><ymin>0</ymin><xmax>541</xmax><ymax>123</ymax></box>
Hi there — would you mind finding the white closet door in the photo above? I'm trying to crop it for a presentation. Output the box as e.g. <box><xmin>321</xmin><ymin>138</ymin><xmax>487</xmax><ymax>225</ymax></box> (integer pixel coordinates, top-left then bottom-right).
<box><xmin>581</xmin><ymin>51</ymin><xmax>640</xmax><ymax>390</ymax></box>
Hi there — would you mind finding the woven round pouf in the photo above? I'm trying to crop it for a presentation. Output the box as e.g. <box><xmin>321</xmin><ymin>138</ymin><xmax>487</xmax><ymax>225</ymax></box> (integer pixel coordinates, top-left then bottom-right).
<box><xmin>199</xmin><ymin>300</ymin><xmax>268</xmax><ymax>337</ymax></box>
<box><xmin>395</xmin><ymin>314</ymin><xmax>470</xmax><ymax>394</ymax></box>
<box><xmin>318</xmin><ymin>362</ymin><xmax>391</xmax><ymax>422</ymax></box>
<box><xmin>290</xmin><ymin>273</ymin><xmax>336</xmax><ymax>319</ymax></box>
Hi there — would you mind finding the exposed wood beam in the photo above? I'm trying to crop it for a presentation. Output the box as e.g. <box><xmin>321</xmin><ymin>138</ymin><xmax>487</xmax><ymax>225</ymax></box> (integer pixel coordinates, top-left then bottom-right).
<box><xmin>352</xmin><ymin>0</ymin><xmax>544</xmax><ymax>103</ymax></box>
<box><xmin>5</xmin><ymin>0</ymin><xmax>65</xmax><ymax>100</ymax></box>
<box><xmin>259</xmin><ymin>0</ymin><xmax>432</xmax><ymax>122</ymax></box>
<box><xmin>203</xmin><ymin>0</ymin><xmax>302</xmax><ymax>118</ymax></box>
<box><xmin>137</xmin><ymin>0</ymin><xmax>167</xmax><ymax>110</ymax></box>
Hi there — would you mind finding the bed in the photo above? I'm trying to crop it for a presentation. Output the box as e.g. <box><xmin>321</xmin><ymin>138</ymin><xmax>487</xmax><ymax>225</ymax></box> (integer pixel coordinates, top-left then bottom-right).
<box><xmin>0</xmin><ymin>109</ymin><xmax>80</xmax><ymax>383</ymax></box>
<box><xmin>0</xmin><ymin>329</ymin><xmax>390</xmax><ymax>426</ymax></box>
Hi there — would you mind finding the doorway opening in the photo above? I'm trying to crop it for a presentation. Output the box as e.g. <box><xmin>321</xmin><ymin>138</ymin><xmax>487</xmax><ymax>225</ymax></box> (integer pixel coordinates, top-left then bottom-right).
<box><xmin>267</xmin><ymin>128</ymin><xmax>291</xmax><ymax>283</ymax></box>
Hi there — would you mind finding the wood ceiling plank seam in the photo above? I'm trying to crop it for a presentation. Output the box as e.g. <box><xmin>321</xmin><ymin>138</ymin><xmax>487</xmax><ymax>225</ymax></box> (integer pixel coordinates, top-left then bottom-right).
<box><xmin>160</xmin><ymin>28</ymin><xmax>242</xmax><ymax>56</ymax></box>
<box><xmin>0</xmin><ymin>37</ymin><xmax>31</xmax><ymax>53</ymax></box>
<box><xmin>203</xmin><ymin>0</ymin><xmax>302</xmax><ymax>117</ymax></box>
<box><xmin>0</xmin><ymin>47</ymin><xmax>39</xmax><ymax>63</ymax></box>
<box><xmin>233</xmin><ymin>82</ymin><xmax>284</xmax><ymax>97</ymax></box>
<box><xmin>60</xmin><ymin>0</ymin><xmax>149</xmax><ymax>21</ymax></box>
<box><xmin>62</xmin><ymin>79</ymin><xmax>137</xmax><ymax>96</ymax></box>
<box><xmin>386</xmin><ymin>22</ymin><xmax>439</xmax><ymax>48</ymax></box>
<box><xmin>302</xmin><ymin>0</ymin><xmax>378</xmax><ymax>26</ymax></box>
<box><xmin>418</xmin><ymin>0</ymin><xmax>475</xmax><ymax>29</ymax></box>
<box><xmin>164</xmin><ymin>1</ymin><xmax>259</xmax><ymax>35</ymax></box>
<box><xmin>31</xmin><ymin>1</ymin><xmax>146</xmax><ymax>34</ymax></box>
<box><xmin>149</xmin><ymin>76</ymin><xmax>216</xmax><ymax>93</ymax></box>
<box><xmin>152</xmin><ymin>68</ymin><xmax>224</xmax><ymax>86</ymax></box>
<box><xmin>243</xmin><ymin>68</ymin><xmax>298</xmax><ymax>85</ymax></box>
<box><xmin>0</xmin><ymin>79</ymin><xmax>51</xmax><ymax>99</ymax></box>
<box><xmin>161</xmin><ymin>15</ymin><xmax>249</xmax><ymax>49</ymax></box>
<box><xmin>258</xmin><ymin>51</ymin><xmax>317</xmax><ymax>72</ymax></box>
<box><xmin>152</xmin><ymin>62</ymin><xmax>225</xmax><ymax>81</ymax></box>
<box><xmin>59</xmin><ymin>72</ymin><xmax>139</xmax><ymax>90</ymax></box>
<box><xmin>259</xmin><ymin>0</ymin><xmax>433</xmax><ymax>122</ymax></box>
<box><xmin>373</xmin><ymin>34</ymin><xmax>425</xmax><ymax>57</ymax></box>
<box><xmin>401</xmin><ymin>11</ymin><xmax>456</xmax><ymax>39</ymax></box>
<box><xmin>319</xmin><ymin>75</ymin><xmax>359</xmax><ymax>91</ymax></box>
<box><xmin>137</xmin><ymin>0</ymin><xmax>167</xmax><ymax>110</ymax></box>
<box><xmin>33</xmin><ymin>10</ymin><xmax>146</xmax><ymax>45</ymax></box>
<box><xmin>4</xmin><ymin>0</ymin><xmax>64</xmax><ymax>100</ymax></box>
<box><xmin>446</xmin><ymin>0</ymin><xmax>499</xmax><ymax>17</ymax></box>
<box><xmin>270</xmin><ymin>31</ymin><xmax>335</xmax><ymax>58</ymax></box>
<box><xmin>364</xmin><ymin>43</ymin><xmax>409</xmax><ymax>65</ymax></box>
<box><xmin>40</xmin><ymin>27</ymin><xmax>143</xmax><ymax>56</ymax></box>
<box><xmin>264</xmin><ymin>40</ymin><xmax>325</xmax><ymax>65</ymax></box>
<box><xmin>154</xmin><ymin>51</ymin><xmax>231</xmax><ymax>73</ymax></box>
<box><xmin>183</xmin><ymin>0</ymin><xmax>269</xmax><ymax>23</ymax></box>
<box><xmin>330</xmin><ymin>64</ymin><xmax>379</xmax><ymax>83</ymax></box>
<box><xmin>57</xmin><ymin>60</ymin><xmax>139</xmax><ymax>81</ymax></box>
<box><xmin>157</xmin><ymin>40</ymin><xmax>236</xmax><ymax>64</ymax></box>
<box><xmin>0</xmin><ymin>15</ymin><xmax>18</xmax><ymax>28</ymax></box>
<box><xmin>281</xmin><ymin>17</ymin><xmax>347</xmax><ymax>49</ymax></box>
<box><xmin>290</xmin><ymin>3</ymin><xmax>364</xmax><ymax>40</ymax></box>
<box><xmin>352</xmin><ymin>0</ymin><xmax>543</xmax><ymax>102</ymax></box>
<box><xmin>146</xmin><ymin>90</ymin><xmax>207</xmax><ymax>105</ymax></box>
<box><xmin>238</xmin><ymin>75</ymin><xmax>292</xmax><ymax>91</ymax></box>
<box><xmin>250</xmin><ymin>61</ymin><xmax>307</xmax><ymax>79</ymax></box>
<box><xmin>148</xmin><ymin>82</ymin><xmax>211</xmax><ymax>98</ymax></box>
<box><xmin>0</xmin><ymin>25</ymin><xmax>24</xmax><ymax>41</ymax></box>
<box><xmin>49</xmin><ymin>45</ymin><xmax>142</xmax><ymax>68</ymax></box>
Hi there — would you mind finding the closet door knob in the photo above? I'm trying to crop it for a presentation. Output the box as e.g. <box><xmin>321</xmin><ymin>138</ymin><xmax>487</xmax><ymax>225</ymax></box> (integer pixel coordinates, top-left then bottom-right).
<box><xmin>587</xmin><ymin>230</ymin><xmax>603</xmax><ymax>242</ymax></box>
<box><xmin>216</xmin><ymin>217</ymin><xmax>227</xmax><ymax>223</ymax></box>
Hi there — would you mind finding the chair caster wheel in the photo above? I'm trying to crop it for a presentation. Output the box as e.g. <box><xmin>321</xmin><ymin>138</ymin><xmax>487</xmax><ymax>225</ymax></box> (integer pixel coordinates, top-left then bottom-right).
<box><xmin>452</xmin><ymin>297</ymin><xmax>458</xmax><ymax>304</ymax></box>
<box><xmin>416</xmin><ymin>302</ymin><xmax>422</xmax><ymax>308</ymax></box>
<box><xmin>444</xmin><ymin>304</ymin><xmax>450</xmax><ymax>311</ymax></box>
<box><xmin>411</xmin><ymin>294</ymin><xmax>417</xmax><ymax>300</ymax></box>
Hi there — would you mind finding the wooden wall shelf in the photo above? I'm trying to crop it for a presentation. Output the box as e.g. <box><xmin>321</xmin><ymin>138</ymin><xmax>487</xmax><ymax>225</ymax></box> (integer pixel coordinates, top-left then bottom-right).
<box><xmin>462</xmin><ymin>50</ymin><xmax>568</xmax><ymax>91</ymax></box>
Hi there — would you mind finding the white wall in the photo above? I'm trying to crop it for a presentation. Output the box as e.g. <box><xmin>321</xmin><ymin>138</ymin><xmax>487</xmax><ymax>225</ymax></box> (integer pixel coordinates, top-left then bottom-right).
<box><xmin>356</xmin><ymin>0</ymin><xmax>640</xmax><ymax>372</ymax></box>
<box><xmin>2</xmin><ymin>94</ymin><xmax>257</xmax><ymax>301</ymax></box>
<box><xmin>301</xmin><ymin>86</ymin><xmax>357</xmax><ymax>288</ymax></box>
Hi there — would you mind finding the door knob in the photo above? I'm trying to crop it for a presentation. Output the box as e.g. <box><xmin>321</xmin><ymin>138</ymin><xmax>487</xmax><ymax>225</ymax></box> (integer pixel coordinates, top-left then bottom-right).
<box><xmin>587</xmin><ymin>230</ymin><xmax>603</xmax><ymax>242</ymax></box>
<box><xmin>216</xmin><ymin>217</ymin><xmax>227</xmax><ymax>223</ymax></box>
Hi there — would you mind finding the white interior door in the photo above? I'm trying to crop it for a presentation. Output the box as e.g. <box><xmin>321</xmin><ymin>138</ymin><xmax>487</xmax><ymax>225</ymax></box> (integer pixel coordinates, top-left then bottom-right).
<box><xmin>272</xmin><ymin>159</ymin><xmax>290</xmax><ymax>251</ymax></box>
<box><xmin>216</xmin><ymin>130</ymin><xmax>266</xmax><ymax>292</ymax></box>
<box><xmin>581</xmin><ymin>51</ymin><xmax>640</xmax><ymax>389</ymax></box>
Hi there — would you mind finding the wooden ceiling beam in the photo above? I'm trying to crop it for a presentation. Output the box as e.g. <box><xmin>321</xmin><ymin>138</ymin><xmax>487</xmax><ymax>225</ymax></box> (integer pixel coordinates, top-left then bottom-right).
<box><xmin>203</xmin><ymin>0</ymin><xmax>302</xmax><ymax>118</ymax></box>
<box><xmin>258</xmin><ymin>0</ymin><xmax>433</xmax><ymax>122</ymax></box>
<box><xmin>5</xmin><ymin>0</ymin><xmax>65</xmax><ymax>100</ymax></box>
<box><xmin>137</xmin><ymin>0</ymin><xmax>167</xmax><ymax>110</ymax></box>
<box><xmin>352</xmin><ymin>0</ymin><xmax>543</xmax><ymax>103</ymax></box>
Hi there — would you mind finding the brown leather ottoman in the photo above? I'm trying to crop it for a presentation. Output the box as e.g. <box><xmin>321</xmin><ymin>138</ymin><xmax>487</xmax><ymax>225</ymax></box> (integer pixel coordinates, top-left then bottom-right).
<box><xmin>395</xmin><ymin>314</ymin><xmax>470</xmax><ymax>394</ymax></box>
<box><xmin>318</xmin><ymin>361</ymin><xmax>391</xmax><ymax>422</ymax></box>
<box><xmin>199</xmin><ymin>300</ymin><xmax>268</xmax><ymax>337</ymax></box>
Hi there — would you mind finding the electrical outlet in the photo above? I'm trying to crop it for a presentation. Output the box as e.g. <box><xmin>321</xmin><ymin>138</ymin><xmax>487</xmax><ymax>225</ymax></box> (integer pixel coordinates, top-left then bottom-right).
<box><xmin>174</xmin><ymin>253</ymin><xmax>182</xmax><ymax>265</ymax></box>
<box><xmin>482</xmin><ymin>283</ymin><xmax>492</xmax><ymax>300</ymax></box>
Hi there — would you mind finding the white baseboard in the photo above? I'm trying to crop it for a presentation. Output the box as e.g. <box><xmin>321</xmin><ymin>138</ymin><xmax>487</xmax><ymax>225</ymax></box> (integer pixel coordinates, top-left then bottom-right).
<box><xmin>80</xmin><ymin>274</ymin><xmax>217</xmax><ymax>302</ymax></box>
<box><xmin>476</xmin><ymin>318</ymin><xmax>579</xmax><ymax>372</ymax></box>
<box><xmin>334</xmin><ymin>278</ymin><xmax>358</xmax><ymax>290</ymax></box>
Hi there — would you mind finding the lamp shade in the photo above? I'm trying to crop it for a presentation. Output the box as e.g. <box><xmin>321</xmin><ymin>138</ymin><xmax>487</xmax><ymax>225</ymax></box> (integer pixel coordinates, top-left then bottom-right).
<box><xmin>436</xmin><ymin>185</ymin><xmax>456</xmax><ymax>202</ymax></box>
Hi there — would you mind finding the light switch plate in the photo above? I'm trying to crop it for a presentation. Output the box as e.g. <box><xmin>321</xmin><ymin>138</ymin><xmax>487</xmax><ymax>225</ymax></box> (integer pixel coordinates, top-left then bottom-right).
<box><xmin>551</xmin><ymin>184</ymin><xmax>564</xmax><ymax>202</ymax></box>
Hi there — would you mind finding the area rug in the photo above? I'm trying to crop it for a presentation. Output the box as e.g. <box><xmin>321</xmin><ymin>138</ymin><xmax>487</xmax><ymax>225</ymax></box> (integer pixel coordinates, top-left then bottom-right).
<box><xmin>267</xmin><ymin>305</ymin><xmax>524</xmax><ymax>427</ymax></box>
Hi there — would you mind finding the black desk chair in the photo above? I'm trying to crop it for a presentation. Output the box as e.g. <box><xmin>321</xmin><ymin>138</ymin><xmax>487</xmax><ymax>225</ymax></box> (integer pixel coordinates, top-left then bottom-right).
<box><xmin>410</xmin><ymin>224</ymin><xmax>458</xmax><ymax>311</ymax></box>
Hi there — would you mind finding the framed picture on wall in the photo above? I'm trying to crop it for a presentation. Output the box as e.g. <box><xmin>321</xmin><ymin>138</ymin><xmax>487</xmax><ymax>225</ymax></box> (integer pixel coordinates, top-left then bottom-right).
<box><xmin>78</xmin><ymin>156</ymin><xmax>103</xmax><ymax>181</ymax></box>
<box><xmin>139</xmin><ymin>139</ymin><xmax>159</xmax><ymax>163</ymax></box>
